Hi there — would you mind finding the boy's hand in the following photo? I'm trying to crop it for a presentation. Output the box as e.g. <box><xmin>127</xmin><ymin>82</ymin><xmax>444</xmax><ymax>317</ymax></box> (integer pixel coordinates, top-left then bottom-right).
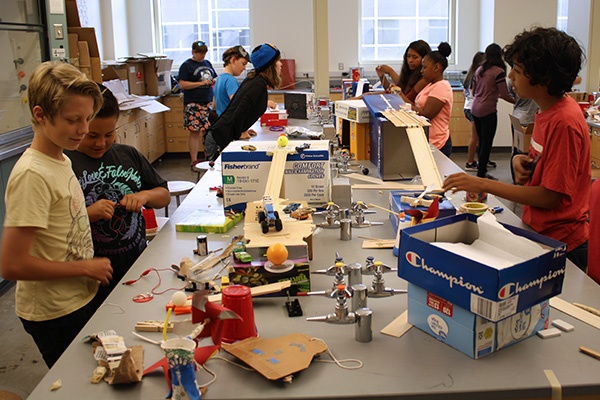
<box><xmin>512</xmin><ymin>154</ymin><xmax>533</xmax><ymax>185</ymax></box>
<box><xmin>87</xmin><ymin>200</ymin><xmax>116</xmax><ymax>222</ymax></box>
<box><xmin>443</xmin><ymin>172</ymin><xmax>485</xmax><ymax>194</ymax></box>
<box><xmin>119</xmin><ymin>193</ymin><xmax>148</xmax><ymax>213</ymax></box>
<box><xmin>84</xmin><ymin>257</ymin><xmax>113</xmax><ymax>286</ymax></box>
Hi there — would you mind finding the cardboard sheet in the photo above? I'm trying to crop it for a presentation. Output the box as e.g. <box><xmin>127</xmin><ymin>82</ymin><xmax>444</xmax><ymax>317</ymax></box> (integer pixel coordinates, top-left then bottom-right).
<box><xmin>222</xmin><ymin>333</ymin><xmax>327</xmax><ymax>381</ymax></box>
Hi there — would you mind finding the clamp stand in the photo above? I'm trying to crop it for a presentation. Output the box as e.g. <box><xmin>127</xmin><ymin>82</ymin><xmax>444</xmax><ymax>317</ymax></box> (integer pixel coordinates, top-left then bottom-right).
<box><xmin>306</xmin><ymin>284</ymin><xmax>356</xmax><ymax>324</ymax></box>
<box><xmin>364</xmin><ymin>260</ymin><xmax>406</xmax><ymax>297</ymax></box>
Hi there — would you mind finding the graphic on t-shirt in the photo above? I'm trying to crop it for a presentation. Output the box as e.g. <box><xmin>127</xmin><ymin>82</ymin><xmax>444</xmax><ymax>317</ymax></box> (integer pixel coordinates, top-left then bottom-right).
<box><xmin>66</xmin><ymin>175</ymin><xmax>94</xmax><ymax>261</ymax></box>
<box><xmin>78</xmin><ymin>163</ymin><xmax>145</xmax><ymax>256</ymax></box>
<box><xmin>194</xmin><ymin>66</ymin><xmax>215</xmax><ymax>82</ymax></box>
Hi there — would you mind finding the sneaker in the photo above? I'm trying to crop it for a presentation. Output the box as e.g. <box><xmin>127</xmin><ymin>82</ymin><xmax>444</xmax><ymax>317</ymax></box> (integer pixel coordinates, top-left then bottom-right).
<box><xmin>487</xmin><ymin>160</ymin><xmax>497</xmax><ymax>168</ymax></box>
<box><xmin>465</xmin><ymin>161</ymin><xmax>478</xmax><ymax>171</ymax></box>
<box><xmin>485</xmin><ymin>173</ymin><xmax>498</xmax><ymax>181</ymax></box>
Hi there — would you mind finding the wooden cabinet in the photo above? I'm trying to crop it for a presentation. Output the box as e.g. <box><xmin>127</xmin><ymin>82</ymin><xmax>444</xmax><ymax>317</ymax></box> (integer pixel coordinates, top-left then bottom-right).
<box><xmin>162</xmin><ymin>95</ymin><xmax>203</xmax><ymax>154</ymax></box>
<box><xmin>115</xmin><ymin>107</ymin><xmax>165</xmax><ymax>163</ymax></box>
<box><xmin>449</xmin><ymin>90</ymin><xmax>471</xmax><ymax>147</ymax></box>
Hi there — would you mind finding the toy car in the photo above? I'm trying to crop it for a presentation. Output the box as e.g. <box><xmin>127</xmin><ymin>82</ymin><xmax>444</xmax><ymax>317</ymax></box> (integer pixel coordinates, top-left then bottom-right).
<box><xmin>257</xmin><ymin>196</ymin><xmax>283</xmax><ymax>234</ymax></box>
<box><xmin>234</xmin><ymin>251</ymin><xmax>253</xmax><ymax>263</ymax></box>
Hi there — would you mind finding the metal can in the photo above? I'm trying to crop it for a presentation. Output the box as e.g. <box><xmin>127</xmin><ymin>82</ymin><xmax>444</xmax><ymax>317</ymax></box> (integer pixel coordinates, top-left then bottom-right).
<box><xmin>196</xmin><ymin>235</ymin><xmax>208</xmax><ymax>256</ymax></box>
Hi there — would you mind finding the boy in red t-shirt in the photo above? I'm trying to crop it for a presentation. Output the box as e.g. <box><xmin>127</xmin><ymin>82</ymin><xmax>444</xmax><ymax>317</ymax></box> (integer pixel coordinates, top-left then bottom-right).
<box><xmin>443</xmin><ymin>27</ymin><xmax>590</xmax><ymax>272</ymax></box>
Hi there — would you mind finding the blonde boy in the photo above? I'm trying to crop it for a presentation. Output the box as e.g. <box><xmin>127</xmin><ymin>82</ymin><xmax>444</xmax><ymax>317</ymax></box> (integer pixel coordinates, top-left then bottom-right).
<box><xmin>0</xmin><ymin>62</ymin><xmax>113</xmax><ymax>367</ymax></box>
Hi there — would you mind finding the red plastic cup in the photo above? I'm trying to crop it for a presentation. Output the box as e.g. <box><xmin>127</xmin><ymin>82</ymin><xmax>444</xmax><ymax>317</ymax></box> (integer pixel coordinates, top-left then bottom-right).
<box><xmin>221</xmin><ymin>285</ymin><xmax>257</xmax><ymax>343</ymax></box>
<box><xmin>142</xmin><ymin>208</ymin><xmax>158</xmax><ymax>231</ymax></box>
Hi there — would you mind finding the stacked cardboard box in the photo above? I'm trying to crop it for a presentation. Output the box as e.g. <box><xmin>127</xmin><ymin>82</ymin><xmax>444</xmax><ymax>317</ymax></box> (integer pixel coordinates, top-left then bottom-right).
<box><xmin>66</xmin><ymin>0</ymin><xmax>102</xmax><ymax>83</ymax></box>
<box><xmin>397</xmin><ymin>213</ymin><xmax>567</xmax><ymax>358</ymax></box>
<box><xmin>125</xmin><ymin>54</ymin><xmax>174</xmax><ymax>96</ymax></box>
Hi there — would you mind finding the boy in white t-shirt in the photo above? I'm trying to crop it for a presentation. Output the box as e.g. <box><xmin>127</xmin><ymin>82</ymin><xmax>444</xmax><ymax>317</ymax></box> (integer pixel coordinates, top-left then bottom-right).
<box><xmin>0</xmin><ymin>62</ymin><xmax>113</xmax><ymax>367</ymax></box>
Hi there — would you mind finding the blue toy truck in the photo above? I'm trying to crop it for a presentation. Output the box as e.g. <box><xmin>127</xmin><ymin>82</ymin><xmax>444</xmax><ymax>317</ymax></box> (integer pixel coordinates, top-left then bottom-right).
<box><xmin>258</xmin><ymin>196</ymin><xmax>283</xmax><ymax>234</ymax></box>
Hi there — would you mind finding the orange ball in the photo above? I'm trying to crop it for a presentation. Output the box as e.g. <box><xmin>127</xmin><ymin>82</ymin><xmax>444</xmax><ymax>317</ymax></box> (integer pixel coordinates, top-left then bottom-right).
<box><xmin>266</xmin><ymin>243</ymin><xmax>288</xmax><ymax>265</ymax></box>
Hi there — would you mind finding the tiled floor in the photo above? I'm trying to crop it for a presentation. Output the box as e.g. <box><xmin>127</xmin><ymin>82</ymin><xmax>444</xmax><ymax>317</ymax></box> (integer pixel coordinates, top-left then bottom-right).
<box><xmin>0</xmin><ymin>149</ymin><xmax>517</xmax><ymax>397</ymax></box>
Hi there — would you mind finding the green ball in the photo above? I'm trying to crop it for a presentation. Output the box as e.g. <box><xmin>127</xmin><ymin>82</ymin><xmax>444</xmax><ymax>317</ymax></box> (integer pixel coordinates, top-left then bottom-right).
<box><xmin>278</xmin><ymin>135</ymin><xmax>288</xmax><ymax>147</ymax></box>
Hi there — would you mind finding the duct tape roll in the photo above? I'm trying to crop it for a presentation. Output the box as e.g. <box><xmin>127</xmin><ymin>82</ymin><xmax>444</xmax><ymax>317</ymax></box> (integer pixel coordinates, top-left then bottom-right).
<box><xmin>459</xmin><ymin>202</ymin><xmax>489</xmax><ymax>216</ymax></box>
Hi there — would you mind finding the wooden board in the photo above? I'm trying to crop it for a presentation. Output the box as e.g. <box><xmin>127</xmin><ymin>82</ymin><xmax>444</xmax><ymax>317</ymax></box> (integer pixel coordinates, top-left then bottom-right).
<box><xmin>550</xmin><ymin>297</ymin><xmax>600</xmax><ymax>330</ymax></box>
<box><xmin>379</xmin><ymin>109</ymin><xmax>442</xmax><ymax>190</ymax></box>
<box><xmin>405</xmin><ymin>126</ymin><xmax>443</xmax><ymax>190</ymax></box>
<box><xmin>264</xmin><ymin>146</ymin><xmax>289</xmax><ymax>199</ymax></box>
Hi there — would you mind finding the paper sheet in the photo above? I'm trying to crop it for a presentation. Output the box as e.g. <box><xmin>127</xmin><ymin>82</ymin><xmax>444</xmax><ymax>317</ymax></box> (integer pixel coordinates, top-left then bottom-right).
<box><xmin>432</xmin><ymin>212</ymin><xmax>546</xmax><ymax>270</ymax></box>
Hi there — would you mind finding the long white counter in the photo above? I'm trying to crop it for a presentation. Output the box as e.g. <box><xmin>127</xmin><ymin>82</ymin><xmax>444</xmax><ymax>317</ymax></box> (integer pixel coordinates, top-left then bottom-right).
<box><xmin>28</xmin><ymin>122</ymin><xmax>600</xmax><ymax>400</ymax></box>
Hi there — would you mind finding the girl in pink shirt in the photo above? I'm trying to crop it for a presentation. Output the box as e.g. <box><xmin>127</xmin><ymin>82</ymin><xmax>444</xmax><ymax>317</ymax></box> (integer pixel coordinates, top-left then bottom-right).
<box><xmin>413</xmin><ymin>42</ymin><xmax>454</xmax><ymax>157</ymax></box>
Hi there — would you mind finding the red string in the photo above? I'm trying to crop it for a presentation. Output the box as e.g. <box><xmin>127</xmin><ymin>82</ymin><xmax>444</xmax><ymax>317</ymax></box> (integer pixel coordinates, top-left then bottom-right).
<box><xmin>122</xmin><ymin>268</ymin><xmax>187</xmax><ymax>295</ymax></box>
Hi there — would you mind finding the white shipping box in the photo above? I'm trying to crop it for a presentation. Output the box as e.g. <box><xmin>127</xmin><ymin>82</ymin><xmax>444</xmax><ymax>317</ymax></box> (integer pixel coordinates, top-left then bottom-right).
<box><xmin>335</xmin><ymin>99</ymin><xmax>370</xmax><ymax>123</ymax></box>
<box><xmin>221</xmin><ymin>140</ymin><xmax>330</xmax><ymax>207</ymax></box>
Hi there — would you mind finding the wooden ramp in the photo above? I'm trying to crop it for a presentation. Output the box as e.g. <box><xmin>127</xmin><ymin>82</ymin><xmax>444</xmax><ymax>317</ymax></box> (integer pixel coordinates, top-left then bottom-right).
<box><xmin>263</xmin><ymin>146</ymin><xmax>289</xmax><ymax>199</ymax></box>
<box><xmin>381</xmin><ymin>109</ymin><xmax>443</xmax><ymax>190</ymax></box>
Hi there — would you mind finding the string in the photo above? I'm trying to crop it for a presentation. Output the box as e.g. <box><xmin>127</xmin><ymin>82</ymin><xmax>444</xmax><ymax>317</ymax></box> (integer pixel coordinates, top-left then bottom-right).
<box><xmin>123</xmin><ymin>267</ymin><xmax>187</xmax><ymax>296</ymax></box>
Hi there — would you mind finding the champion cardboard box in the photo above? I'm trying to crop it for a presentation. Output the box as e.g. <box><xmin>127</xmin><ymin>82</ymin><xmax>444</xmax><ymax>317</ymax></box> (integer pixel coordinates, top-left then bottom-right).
<box><xmin>221</xmin><ymin>140</ymin><xmax>330</xmax><ymax>208</ymax></box>
<box><xmin>388</xmin><ymin>190</ymin><xmax>456</xmax><ymax>232</ymax></box>
<box><xmin>408</xmin><ymin>283</ymin><xmax>550</xmax><ymax>359</ymax></box>
<box><xmin>398</xmin><ymin>213</ymin><xmax>566</xmax><ymax>321</ymax></box>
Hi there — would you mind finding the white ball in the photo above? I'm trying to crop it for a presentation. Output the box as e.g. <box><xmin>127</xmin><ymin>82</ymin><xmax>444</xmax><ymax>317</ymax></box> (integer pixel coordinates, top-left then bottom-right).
<box><xmin>171</xmin><ymin>291</ymin><xmax>188</xmax><ymax>306</ymax></box>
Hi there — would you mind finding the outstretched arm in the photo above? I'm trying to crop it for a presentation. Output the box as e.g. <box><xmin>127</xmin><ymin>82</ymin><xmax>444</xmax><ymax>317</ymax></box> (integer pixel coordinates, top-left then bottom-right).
<box><xmin>442</xmin><ymin>172</ymin><xmax>562</xmax><ymax>209</ymax></box>
<box><xmin>0</xmin><ymin>226</ymin><xmax>113</xmax><ymax>285</ymax></box>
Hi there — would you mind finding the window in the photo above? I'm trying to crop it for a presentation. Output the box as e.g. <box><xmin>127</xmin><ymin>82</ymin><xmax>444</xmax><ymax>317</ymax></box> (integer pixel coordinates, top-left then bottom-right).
<box><xmin>154</xmin><ymin>0</ymin><xmax>250</xmax><ymax>69</ymax></box>
<box><xmin>360</xmin><ymin>0</ymin><xmax>453</xmax><ymax>63</ymax></box>
<box><xmin>557</xmin><ymin>0</ymin><xmax>568</xmax><ymax>31</ymax></box>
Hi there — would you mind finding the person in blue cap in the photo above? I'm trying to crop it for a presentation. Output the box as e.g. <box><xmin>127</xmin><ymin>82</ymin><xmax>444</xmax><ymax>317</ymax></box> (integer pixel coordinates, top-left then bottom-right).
<box><xmin>203</xmin><ymin>43</ymin><xmax>282</xmax><ymax>161</ymax></box>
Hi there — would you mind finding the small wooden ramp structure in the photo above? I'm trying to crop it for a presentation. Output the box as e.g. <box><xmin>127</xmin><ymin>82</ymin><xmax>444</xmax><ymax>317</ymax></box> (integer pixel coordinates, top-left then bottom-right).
<box><xmin>244</xmin><ymin>142</ymin><xmax>314</xmax><ymax>253</ymax></box>
<box><xmin>380</xmin><ymin>108</ymin><xmax>443</xmax><ymax>190</ymax></box>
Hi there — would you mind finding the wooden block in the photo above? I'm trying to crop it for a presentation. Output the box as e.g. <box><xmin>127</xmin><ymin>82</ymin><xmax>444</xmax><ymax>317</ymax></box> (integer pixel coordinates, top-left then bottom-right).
<box><xmin>381</xmin><ymin>311</ymin><xmax>412</xmax><ymax>337</ymax></box>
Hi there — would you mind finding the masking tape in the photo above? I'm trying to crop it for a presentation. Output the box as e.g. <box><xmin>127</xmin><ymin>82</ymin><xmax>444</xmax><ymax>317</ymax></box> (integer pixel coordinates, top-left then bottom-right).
<box><xmin>544</xmin><ymin>369</ymin><xmax>562</xmax><ymax>400</ymax></box>
<box><xmin>459</xmin><ymin>202</ymin><xmax>489</xmax><ymax>215</ymax></box>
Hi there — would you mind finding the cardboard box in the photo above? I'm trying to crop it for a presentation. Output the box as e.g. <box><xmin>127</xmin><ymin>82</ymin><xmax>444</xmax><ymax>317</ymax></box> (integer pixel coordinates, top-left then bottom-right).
<box><xmin>229</xmin><ymin>262</ymin><xmax>310</xmax><ymax>296</ymax></box>
<box><xmin>349</xmin><ymin>121</ymin><xmax>370</xmax><ymax>160</ymax></box>
<box><xmin>221</xmin><ymin>140</ymin><xmax>330</xmax><ymax>207</ymax></box>
<box><xmin>398</xmin><ymin>213</ymin><xmax>567</xmax><ymax>321</ymax></box>
<box><xmin>335</xmin><ymin>99</ymin><xmax>370</xmax><ymax>123</ymax></box>
<box><xmin>408</xmin><ymin>283</ymin><xmax>550</xmax><ymax>359</ymax></box>
<box><xmin>260</xmin><ymin>109</ymin><xmax>288</xmax><ymax>126</ymax></box>
<box><xmin>369</xmin><ymin>117</ymin><xmax>423</xmax><ymax>180</ymax></box>
<box><xmin>126</xmin><ymin>59</ymin><xmax>147</xmax><ymax>96</ymax></box>
<box><xmin>77</xmin><ymin>41</ymin><xmax>91</xmax><ymax>66</ymax></box>
<box><xmin>284</xmin><ymin>92</ymin><xmax>315</xmax><ymax>119</ymax></box>
<box><xmin>69</xmin><ymin>27</ymin><xmax>102</xmax><ymax>83</ymax></box>
<box><xmin>141</xmin><ymin>57</ymin><xmax>173</xmax><ymax>96</ymax></box>
<box><xmin>509</xmin><ymin>114</ymin><xmax>533</xmax><ymax>153</ymax></box>
<box><xmin>102</xmin><ymin>62</ymin><xmax>129</xmax><ymax>93</ymax></box>
<box><xmin>68</xmin><ymin>33</ymin><xmax>79</xmax><ymax>58</ymax></box>
<box><xmin>388</xmin><ymin>190</ymin><xmax>456</xmax><ymax>232</ymax></box>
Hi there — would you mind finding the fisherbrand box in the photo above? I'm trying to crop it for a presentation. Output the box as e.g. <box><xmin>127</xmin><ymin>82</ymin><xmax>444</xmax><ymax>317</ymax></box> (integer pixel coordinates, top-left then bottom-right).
<box><xmin>398</xmin><ymin>213</ymin><xmax>566</xmax><ymax>322</ymax></box>
<box><xmin>221</xmin><ymin>140</ymin><xmax>330</xmax><ymax>207</ymax></box>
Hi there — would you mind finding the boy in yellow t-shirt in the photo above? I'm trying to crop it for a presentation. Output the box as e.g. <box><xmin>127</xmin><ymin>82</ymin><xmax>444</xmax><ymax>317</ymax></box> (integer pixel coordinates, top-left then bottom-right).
<box><xmin>0</xmin><ymin>62</ymin><xmax>113</xmax><ymax>368</ymax></box>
